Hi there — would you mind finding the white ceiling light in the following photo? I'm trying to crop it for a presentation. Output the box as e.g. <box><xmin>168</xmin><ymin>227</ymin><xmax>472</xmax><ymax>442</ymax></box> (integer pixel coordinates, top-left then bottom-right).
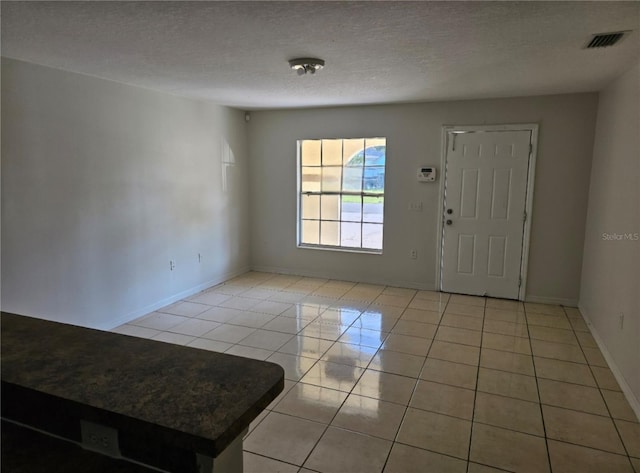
<box><xmin>289</xmin><ymin>58</ymin><xmax>325</xmax><ymax>75</ymax></box>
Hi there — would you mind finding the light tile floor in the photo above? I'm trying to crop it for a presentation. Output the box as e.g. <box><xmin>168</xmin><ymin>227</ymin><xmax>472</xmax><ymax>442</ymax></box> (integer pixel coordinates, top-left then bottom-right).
<box><xmin>114</xmin><ymin>271</ymin><xmax>640</xmax><ymax>473</ymax></box>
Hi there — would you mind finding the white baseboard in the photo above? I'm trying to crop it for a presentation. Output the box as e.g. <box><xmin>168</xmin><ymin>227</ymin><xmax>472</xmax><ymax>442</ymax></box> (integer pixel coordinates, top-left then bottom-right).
<box><xmin>251</xmin><ymin>266</ymin><xmax>584</xmax><ymax>305</ymax></box>
<box><xmin>525</xmin><ymin>294</ymin><xmax>578</xmax><ymax>307</ymax></box>
<box><xmin>99</xmin><ymin>266</ymin><xmax>250</xmax><ymax>331</ymax></box>
<box><xmin>578</xmin><ymin>304</ymin><xmax>640</xmax><ymax>422</ymax></box>
<box><xmin>250</xmin><ymin>264</ymin><xmax>434</xmax><ymax>291</ymax></box>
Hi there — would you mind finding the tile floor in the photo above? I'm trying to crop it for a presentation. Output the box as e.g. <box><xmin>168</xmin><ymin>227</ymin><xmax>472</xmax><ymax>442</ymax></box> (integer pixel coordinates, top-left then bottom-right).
<box><xmin>113</xmin><ymin>271</ymin><xmax>640</xmax><ymax>473</ymax></box>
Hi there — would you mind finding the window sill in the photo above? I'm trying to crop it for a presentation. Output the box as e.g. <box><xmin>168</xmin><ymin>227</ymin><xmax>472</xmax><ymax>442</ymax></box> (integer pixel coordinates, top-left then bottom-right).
<box><xmin>297</xmin><ymin>244</ymin><xmax>383</xmax><ymax>255</ymax></box>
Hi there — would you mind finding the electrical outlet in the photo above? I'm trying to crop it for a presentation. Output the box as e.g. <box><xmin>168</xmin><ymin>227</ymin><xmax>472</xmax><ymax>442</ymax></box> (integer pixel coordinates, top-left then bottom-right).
<box><xmin>410</xmin><ymin>249</ymin><xmax>418</xmax><ymax>259</ymax></box>
<box><xmin>80</xmin><ymin>420</ymin><xmax>121</xmax><ymax>458</ymax></box>
<box><xmin>619</xmin><ymin>313</ymin><xmax>624</xmax><ymax>330</ymax></box>
<box><xmin>169</xmin><ymin>260</ymin><xmax>175</xmax><ymax>271</ymax></box>
<box><xmin>408</xmin><ymin>202</ymin><xmax>423</xmax><ymax>212</ymax></box>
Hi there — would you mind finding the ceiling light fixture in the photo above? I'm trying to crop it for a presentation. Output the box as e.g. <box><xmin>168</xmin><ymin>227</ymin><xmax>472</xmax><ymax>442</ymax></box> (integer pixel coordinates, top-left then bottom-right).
<box><xmin>289</xmin><ymin>58</ymin><xmax>325</xmax><ymax>75</ymax></box>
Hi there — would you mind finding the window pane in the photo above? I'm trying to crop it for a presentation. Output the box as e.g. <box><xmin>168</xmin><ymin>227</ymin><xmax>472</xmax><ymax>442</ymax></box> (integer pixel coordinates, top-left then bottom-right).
<box><xmin>341</xmin><ymin>222</ymin><xmax>361</xmax><ymax>247</ymax></box>
<box><xmin>322</xmin><ymin>139</ymin><xmax>342</xmax><ymax>166</ymax></box>
<box><xmin>362</xmin><ymin>223</ymin><xmax>383</xmax><ymax>249</ymax></box>
<box><xmin>363</xmin><ymin>196</ymin><xmax>384</xmax><ymax>223</ymax></box>
<box><xmin>302</xmin><ymin>194</ymin><xmax>320</xmax><ymax>220</ymax></box>
<box><xmin>341</xmin><ymin>195</ymin><xmax>362</xmax><ymax>222</ymax></box>
<box><xmin>342</xmin><ymin>165</ymin><xmax>363</xmax><ymax>192</ymax></box>
<box><xmin>301</xmin><ymin>140</ymin><xmax>321</xmax><ymax>166</ymax></box>
<box><xmin>363</xmin><ymin>142</ymin><xmax>386</xmax><ymax>192</ymax></box>
<box><xmin>321</xmin><ymin>221</ymin><xmax>340</xmax><ymax>246</ymax></box>
<box><xmin>301</xmin><ymin>166</ymin><xmax>321</xmax><ymax>192</ymax></box>
<box><xmin>343</xmin><ymin>139</ymin><xmax>365</xmax><ymax>162</ymax></box>
<box><xmin>321</xmin><ymin>195</ymin><xmax>340</xmax><ymax>221</ymax></box>
<box><xmin>322</xmin><ymin>166</ymin><xmax>342</xmax><ymax>192</ymax></box>
<box><xmin>364</xmin><ymin>147</ymin><xmax>385</xmax><ymax>166</ymax></box>
<box><xmin>363</xmin><ymin>166</ymin><xmax>385</xmax><ymax>191</ymax></box>
<box><xmin>301</xmin><ymin>220</ymin><xmax>320</xmax><ymax>244</ymax></box>
<box><xmin>365</xmin><ymin>137</ymin><xmax>386</xmax><ymax>148</ymax></box>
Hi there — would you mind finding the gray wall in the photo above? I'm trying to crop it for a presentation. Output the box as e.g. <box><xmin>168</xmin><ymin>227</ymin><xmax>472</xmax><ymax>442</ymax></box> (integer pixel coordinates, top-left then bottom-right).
<box><xmin>248</xmin><ymin>94</ymin><xmax>598</xmax><ymax>305</ymax></box>
<box><xmin>580</xmin><ymin>62</ymin><xmax>640</xmax><ymax>407</ymax></box>
<box><xmin>1</xmin><ymin>58</ymin><xmax>251</xmax><ymax>329</ymax></box>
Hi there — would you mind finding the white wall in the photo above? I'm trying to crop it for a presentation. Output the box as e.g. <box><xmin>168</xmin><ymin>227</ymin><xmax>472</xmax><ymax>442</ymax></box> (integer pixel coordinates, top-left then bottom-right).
<box><xmin>1</xmin><ymin>58</ymin><xmax>251</xmax><ymax>329</ymax></box>
<box><xmin>248</xmin><ymin>94</ymin><xmax>598</xmax><ymax>304</ymax></box>
<box><xmin>580</xmin><ymin>62</ymin><xmax>640</xmax><ymax>407</ymax></box>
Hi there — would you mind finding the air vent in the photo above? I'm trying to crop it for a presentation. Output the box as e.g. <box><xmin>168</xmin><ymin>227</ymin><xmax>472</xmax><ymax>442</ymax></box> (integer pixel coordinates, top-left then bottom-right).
<box><xmin>585</xmin><ymin>31</ymin><xmax>629</xmax><ymax>49</ymax></box>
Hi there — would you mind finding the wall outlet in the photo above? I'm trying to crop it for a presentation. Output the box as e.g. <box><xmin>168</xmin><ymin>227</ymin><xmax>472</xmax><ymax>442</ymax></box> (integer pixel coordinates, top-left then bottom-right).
<box><xmin>408</xmin><ymin>202</ymin><xmax>423</xmax><ymax>212</ymax></box>
<box><xmin>169</xmin><ymin>260</ymin><xmax>175</xmax><ymax>271</ymax></box>
<box><xmin>410</xmin><ymin>249</ymin><xmax>418</xmax><ymax>259</ymax></box>
<box><xmin>619</xmin><ymin>312</ymin><xmax>624</xmax><ymax>330</ymax></box>
<box><xmin>80</xmin><ymin>420</ymin><xmax>121</xmax><ymax>458</ymax></box>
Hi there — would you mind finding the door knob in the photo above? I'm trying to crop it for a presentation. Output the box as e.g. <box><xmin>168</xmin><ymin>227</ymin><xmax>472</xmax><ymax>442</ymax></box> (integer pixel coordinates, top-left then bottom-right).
<box><xmin>446</xmin><ymin>209</ymin><xmax>453</xmax><ymax>214</ymax></box>
<box><xmin>446</xmin><ymin>219</ymin><xmax>453</xmax><ymax>225</ymax></box>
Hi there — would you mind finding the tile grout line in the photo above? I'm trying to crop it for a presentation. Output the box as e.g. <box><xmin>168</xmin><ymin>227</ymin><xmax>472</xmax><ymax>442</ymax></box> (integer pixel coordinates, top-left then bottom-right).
<box><xmin>377</xmin><ymin>287</ymin><xmax>428</xmax><ymax>472</ymax></box>
<box><xmin>524</xmin><ymin>302</ymin><xmax>554</xmax><ymax>473</ymax></box>
<box><xmin>242</xmin><ymin>451</ymin><xmax>303</xmax><ymax>471</ymax></box>
<box><xmin>465</xmin><ymin>297</ymin><xmax>487</xmax><ymax>473</ymax></box>
<box><xmin>278</xmin><ymin>281</ymin><xmax>406</xmax><ymax>471</ymax></box>
<box><xmin>327</xmin><ymin>284</ymin><xmax>418</xmax><ymax>468</ymax></box>
<box><xmin>380</xmin><ymin>291</ymin><xmax>454</xmax><ymax>472</ymax></box>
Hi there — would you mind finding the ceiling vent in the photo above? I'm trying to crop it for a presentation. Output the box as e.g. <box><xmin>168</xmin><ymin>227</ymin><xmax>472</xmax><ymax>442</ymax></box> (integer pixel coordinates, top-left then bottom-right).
<box><xmin>585</xmin><ymin>31</ymin><xmax>629</xmax><ymax>49</ymax></box>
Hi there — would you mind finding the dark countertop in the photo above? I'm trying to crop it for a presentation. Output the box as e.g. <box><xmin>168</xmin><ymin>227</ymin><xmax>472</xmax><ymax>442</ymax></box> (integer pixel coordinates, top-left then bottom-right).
<box><xmin>1</xmin><ymin>312</ymin><xmax>284</xmax><ymax>468</ymax></box>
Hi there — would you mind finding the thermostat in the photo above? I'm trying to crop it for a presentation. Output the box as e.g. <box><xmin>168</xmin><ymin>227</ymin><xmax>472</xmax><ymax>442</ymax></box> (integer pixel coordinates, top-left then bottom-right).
<box><xmin>417</xmin><ymin>167</ymin><xmax>437</xmax><ymax>182</ymax></box>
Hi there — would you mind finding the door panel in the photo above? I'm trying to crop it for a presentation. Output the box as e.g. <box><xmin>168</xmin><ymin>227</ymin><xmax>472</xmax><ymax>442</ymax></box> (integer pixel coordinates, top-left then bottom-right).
<box><xmin>457</xmin><ymin>234</ymin><xmax>476</xmax><ymax>274</ymax></box>
<box><xmin>441</xmin><ymin>129</ymin><xmax>531</xmax><ymax>299</ymax></box>
<box><xmin>490</xmin><ymin>168</ymin><xmax>512</xmax><ymax>220</ymax></box>
<box><xmin>460</xmin><ymin>169</ymin><xmax>479</xmax><ymax>218</ymax></box>
<box><xmin>487</xmin><ymin>235</ymin><xmax>507</xmax><ymax>277</ymax></box>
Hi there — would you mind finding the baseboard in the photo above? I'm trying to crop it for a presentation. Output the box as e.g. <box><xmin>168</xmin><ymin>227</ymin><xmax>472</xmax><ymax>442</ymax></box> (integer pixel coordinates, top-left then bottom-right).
<box><xmin>524</xmin><ymin>294</ymin><xmax>578</xmax><ymax>307</ymax></box>
<box><xmin>250</xmin><ymin>264</ymin><xmax>434</xmax><ymax>291</ymax></box>
<box><xmin>251</xmin><ymin>266</ymin><xmax>585</xmax><ymax>303</ymax></box>
<box><xmin>578</xmin><ymin>304</ymin><xmax>640</xmax><ymax>422</ymax></box>
<box><xmin>99</xmin><ymin>265</ymin><xmax>251</xmax><ymax>331</ymax></box>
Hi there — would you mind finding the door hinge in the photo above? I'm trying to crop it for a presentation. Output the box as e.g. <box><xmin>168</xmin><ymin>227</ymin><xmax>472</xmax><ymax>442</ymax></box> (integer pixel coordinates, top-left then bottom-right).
<box><xmin>523</xmin><ymin>210</ymin><xmax>527</xmax><ymax>222</ymax></box>
<box><xmin>529</xmin><ymin>143</ymin><xmax>533</xmax><ymax>155</ymax></box>
<box><xmin>518</xmin><ymin>276</ymin><xmax>522</xmax><ymax>287</ymax></box>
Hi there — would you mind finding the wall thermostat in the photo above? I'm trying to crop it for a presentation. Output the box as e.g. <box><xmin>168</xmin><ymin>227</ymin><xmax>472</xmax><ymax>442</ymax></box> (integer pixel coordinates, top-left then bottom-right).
<box><xmin>417</xmin><ymin>167</ymin><xmax>437</xmax><ymax>182</ymax></box>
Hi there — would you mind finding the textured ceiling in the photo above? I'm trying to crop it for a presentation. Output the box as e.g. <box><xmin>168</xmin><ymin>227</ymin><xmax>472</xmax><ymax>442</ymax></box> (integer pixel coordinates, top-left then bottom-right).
<box><xmin>2</xmin><ymin>1</ymin><xmax>639</xmax><ymax>109</ymax></box>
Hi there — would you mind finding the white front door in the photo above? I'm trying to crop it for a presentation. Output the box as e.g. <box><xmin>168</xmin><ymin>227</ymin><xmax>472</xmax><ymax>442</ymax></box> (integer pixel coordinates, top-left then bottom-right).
<box><xmin>440</xmin><ymin>128</ymin><xmax>534</xmax><ymax>299</ymax></box>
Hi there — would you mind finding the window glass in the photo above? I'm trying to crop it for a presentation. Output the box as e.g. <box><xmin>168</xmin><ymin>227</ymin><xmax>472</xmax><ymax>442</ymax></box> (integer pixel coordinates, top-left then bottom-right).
<box><xmin>298</xmin><ymin>137</ymin><xmax>386</xmax><ymax>252</ymax></box>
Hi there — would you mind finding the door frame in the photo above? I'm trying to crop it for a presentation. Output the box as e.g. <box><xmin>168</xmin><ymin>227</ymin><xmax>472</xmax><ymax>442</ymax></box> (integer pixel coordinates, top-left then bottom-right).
<box><xmin>435</xmin><ymin>124</ymin><xmax>539</xmax><ymax>301</ymax></box>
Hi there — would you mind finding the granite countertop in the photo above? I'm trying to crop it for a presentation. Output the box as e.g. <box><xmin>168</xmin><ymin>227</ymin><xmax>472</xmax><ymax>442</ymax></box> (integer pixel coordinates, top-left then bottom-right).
<box><xmin>1</xmin><ymin>312</ymin><xmax>284</xmax><ymax>462</ymax></box>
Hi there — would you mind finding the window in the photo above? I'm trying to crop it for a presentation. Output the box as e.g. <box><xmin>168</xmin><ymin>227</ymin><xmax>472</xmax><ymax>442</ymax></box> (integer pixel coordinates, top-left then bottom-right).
<box><xmin>298</xmin><ymin>137</ymin><xmax>386</xmax><ymax>252</ymax></box>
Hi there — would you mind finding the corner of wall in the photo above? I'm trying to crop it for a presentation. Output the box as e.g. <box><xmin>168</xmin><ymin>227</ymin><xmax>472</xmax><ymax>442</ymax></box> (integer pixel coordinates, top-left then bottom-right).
<box><xmin>579</xmin><ymin>303</ymin><xmax>640</xmax><ymax>421</ymax></box>
<box><xmin>578</xmin><ymin>61</ymin><xmax>640</xmax><ymax>418</ymax></box>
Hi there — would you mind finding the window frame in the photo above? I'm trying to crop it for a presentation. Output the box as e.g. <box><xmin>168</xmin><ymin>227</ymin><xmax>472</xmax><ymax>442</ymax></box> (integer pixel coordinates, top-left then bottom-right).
<box><xmin>296</xmin><ymin>137</ymin><xmax>387</xmax><ymax>254</ymax></box>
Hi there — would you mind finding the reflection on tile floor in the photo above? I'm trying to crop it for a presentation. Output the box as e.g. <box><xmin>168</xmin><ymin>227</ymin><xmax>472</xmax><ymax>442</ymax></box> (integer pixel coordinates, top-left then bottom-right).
<box><xmin>113</xmin><ymin>271</ymin><xmax>640</xmax><ymax>473</ymax></box>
